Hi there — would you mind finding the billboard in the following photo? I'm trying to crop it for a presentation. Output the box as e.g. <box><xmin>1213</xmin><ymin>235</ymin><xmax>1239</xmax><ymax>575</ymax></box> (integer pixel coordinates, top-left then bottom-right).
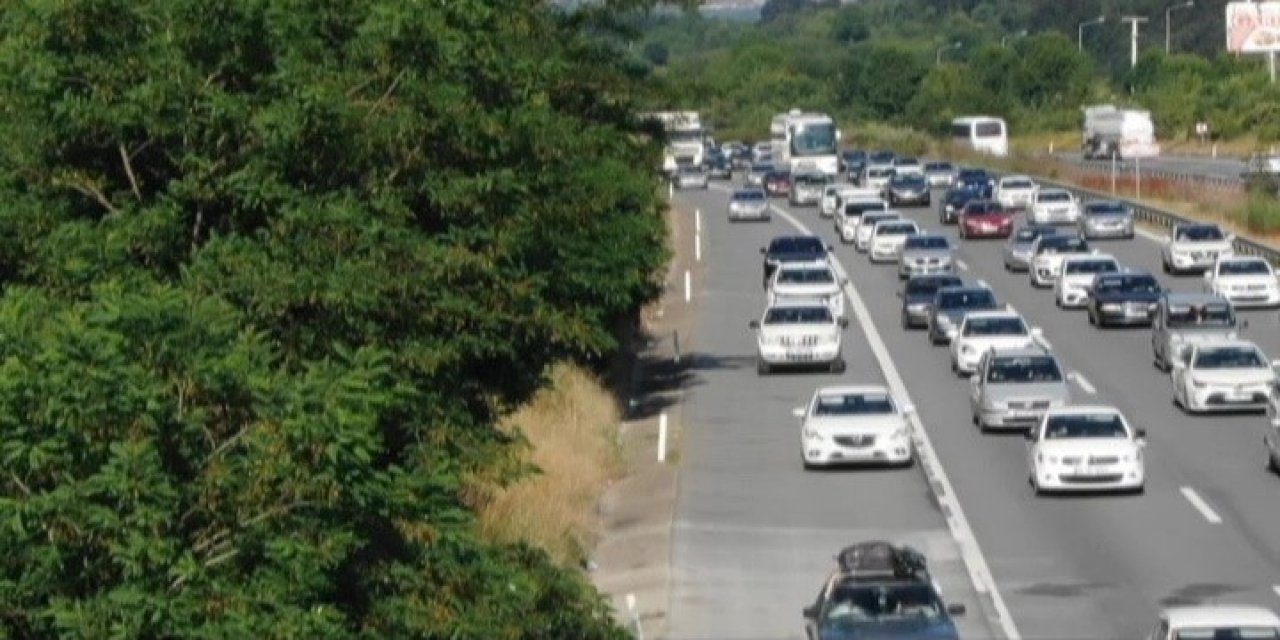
<box><xmin>1227</xmin><ymin>2</ymin><xmax>1280</xmax><ymax>52</ymax></box>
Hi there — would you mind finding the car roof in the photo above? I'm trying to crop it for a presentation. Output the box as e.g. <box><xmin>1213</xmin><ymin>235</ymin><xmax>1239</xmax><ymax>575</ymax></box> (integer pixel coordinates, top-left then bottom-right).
<box><xmin>767</xmin><ymin>296</ymin><xmax>832</xmax><ymax>309</ymax></box>
<box><xmin>873</xmin><ymin>218</ymin><xmax>918</xmax><ymax>229</ymax></box>
<box><xmin>815</xmin><ymin>384</ymin><xmax>892</xmax><ymax>397</ymax></box>
<box><xmin>938</xmin><ymin>285</ymin><xmax>993</xmax><ymax>294</ymax></box>
<box><xmin>1163</xmin><ymin>292</ymin><xmax>1228</xmax><ymax>305</ymax></box>
<box><xmin>1043</xmin><ymin>404</ymin><xmax>1123</xmax><ymax>417</ymax></box>
<box><xmin>777</xmin><ymin>261</ymin><xmax>833</xmax><ymax>272</ymax></box>
<box><xmin>961</xmin><ymin>309</ymin><xmax>1021</xmax><ymax>321</ymax></box>
<box><xmin>1215</xmin><ymin>255</ymin><xmax>1268</xmax><ymax>265</ymax></box>
<box><xmin>1163</xmin><ymin>605</ymin><xmax>1280</xmax><ymax>628</ymax></box>
<box><xmin>907</xmin><ymin>233</ymin><xmax>948</xmax><ymax>242</ymax></box>
<box><xmin>1176</xmin><ymin>221</ymin><xmax>1222</xmax><ymax>230</ymax></box>
<box><xmin>1062</xmin><ymin>253</ymin><xmax>1116</xmax><ymax>262</ymax></box>
<box><xmin>1001</xmin><ymin>175</ymin><xmax>1034</xmax><ymax>182</ymax></box>
<box><xmin>1036</xmin><ymin>188</ymin><xmax>1072</xmax><ymax>196</ymax></box>
<box><xmin>1192</xmin><ymin>339</ymin><xmax>1262</xmax><ymax>351</ymax></box>
<box><xmin>988</xmin><ymin>345</ymin><xmax>1055</xmax><ymax>359</ymax></box>
<box><xmin>1085</xmin><ymin>199</ymin><xmax>1126</xmax><ymax>207</ymax></box>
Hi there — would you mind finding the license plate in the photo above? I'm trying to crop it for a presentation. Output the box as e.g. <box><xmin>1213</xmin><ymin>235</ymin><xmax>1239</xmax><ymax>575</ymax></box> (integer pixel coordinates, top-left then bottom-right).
<box><xmin>1010</xmin><ymin>411</ymin><xmax>1038</xmax><ymax>419</ymax></box>
<box><xmin>1077</xmin><ymin>465</ymin><xmax>1112</xmax><ymax>476</ymax></box>
<box><xmin>786</xmin><ymin>350</ymin><xmax>813</xmax><ymax>360</ymax></box>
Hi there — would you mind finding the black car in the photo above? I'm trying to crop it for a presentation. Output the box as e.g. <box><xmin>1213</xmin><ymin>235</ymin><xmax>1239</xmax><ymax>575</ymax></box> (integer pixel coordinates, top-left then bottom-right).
<box><xmin>954</xmin><ymin>168</ymin><xmax>995</xmax><ymax>197</ymax></box>
<box><xmin>840</xmin><ymin>149</ymin><xmax>868</xmax><ymax>179</ymax></box>
<box><xmin>761</xmin><ymin>235</ymin><xmax>830</xmax><ymax>288</ymax></box>
<box><xmin>802</xmin><ymin>541</ymin><xmax>965</xmax><ymax>640</ymax></box>
<box><xmin>899</xmin><ymin>274</ymin><xmax>964</xmax><ymax>329</ymax></box>
<box><xmin>928</xmin><ymin>285</ymin><xmax>1000</xmax><ymax>344</ymax></box>
<box><xmin>704</xmin><ymin>152</ymin><xmax>733</xmax><ymax>179</ymax></box>
<box><xmin>1087</xmin><ymin>272</ymin><xmax>1165</xmax><ymax>327</ymax></box>
<box><xmin>939</xmin><ymin>184</ymin><xmax>984</xmax><ymax>224</ymax></box>
<box><xmin>886</xmin><ymin>173</ymin><xmax>931</xmax><ymax>207</ymax></box>
<box><xmin>869</xmin><ymin>149</ymin><xmax>896</xmax><ymax>165</ymax></box>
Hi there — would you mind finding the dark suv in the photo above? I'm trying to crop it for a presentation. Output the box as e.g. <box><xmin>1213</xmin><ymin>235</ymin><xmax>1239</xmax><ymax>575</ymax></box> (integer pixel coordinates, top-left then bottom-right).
<box><xmin>761</xmin><ymin>235</ymin><xmax>830</xmax><ymax>288</ymax></box>
<box><xmin>802</xmin><ymin>541</ymin><xmax>965</xmax><ymax>640</ymax></box>
<box><xmin>1087</xmin><ymin>272</ymin><xmax>1165</xmax><ymax>327</ymax></box>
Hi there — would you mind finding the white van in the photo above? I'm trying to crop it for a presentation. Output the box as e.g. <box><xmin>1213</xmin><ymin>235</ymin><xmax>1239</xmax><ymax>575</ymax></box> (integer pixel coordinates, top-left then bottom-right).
<box><xmin>951</xmin><ymin>116</ymin><xmax>1008</xmax><ymax>157</ymax></box>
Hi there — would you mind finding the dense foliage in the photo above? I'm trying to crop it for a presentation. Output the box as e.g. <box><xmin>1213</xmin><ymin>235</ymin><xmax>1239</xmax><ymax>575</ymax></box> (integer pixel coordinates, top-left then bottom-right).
<box><xmin>643</xmin><ymin>0</ymin><xmax>1280</xmax><ymax>141</ymax></box>
<box><xmin>0</xmin><ymin>0</ymin><xmax>665</xmax><ymax>637</ymax></box>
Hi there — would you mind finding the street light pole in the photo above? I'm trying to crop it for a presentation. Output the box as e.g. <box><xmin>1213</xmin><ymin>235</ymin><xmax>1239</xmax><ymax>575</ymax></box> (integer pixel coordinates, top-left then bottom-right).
<box><xmin>1078</xmin><ymin>16</ymin><xmax>1106</xmax><ymax>52</ymax></box>
<box><xmin>1122</xmin><ymin>16</ymin><xmax>1149</xmax><ymax>68</ymax></box>
<box><xmin>1165</xmin><ymin>1</ymin><xmax>1194</xmax><ymax>54</ymax></box>
<box><xmin>935</xmin><ymin>41</ymin><xmax>961</xmax><ymax>66</ymax></box>
<box><xmin>1001</xmin><ymin>29</ymin><xmax>1028</xmax><ymax>48</ymax></box>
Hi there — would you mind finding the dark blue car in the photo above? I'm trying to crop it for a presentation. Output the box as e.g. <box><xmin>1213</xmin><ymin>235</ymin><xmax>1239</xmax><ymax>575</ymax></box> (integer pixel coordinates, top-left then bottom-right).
<box><xmin>955</xmin><ymin>168</ymin><xmax>995</xmax><ymax>198</ymax></box>
<box><xmin>1087</xmin><ymin>272</ymin><xmax>1165</xmax><ymax>327</ymax></box>
<box><xmin>803</xmin><ymin>542</ymin><xmax>965</xmax><ymax>640</ymax></box>
<box><xmin>899</xmin><ymin>274</ymin><xmax>964</xmax><ymax>329</ymax></box>
<box><xmin>939</xmin><ymin>183</ymin><xmax>985</xmax><ymax>224</ymax></box>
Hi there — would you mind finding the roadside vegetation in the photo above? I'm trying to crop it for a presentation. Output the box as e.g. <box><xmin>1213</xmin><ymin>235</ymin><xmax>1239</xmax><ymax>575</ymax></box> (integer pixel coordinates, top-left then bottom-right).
<box><xmin>0</xmin><ymin>0</ymin><xmax>672</xmax><ymax>637</ymax></box>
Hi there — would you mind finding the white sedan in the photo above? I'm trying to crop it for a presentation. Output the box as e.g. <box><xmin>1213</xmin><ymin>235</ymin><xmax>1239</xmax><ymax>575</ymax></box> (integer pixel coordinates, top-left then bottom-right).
<box><xmin>868</xmin><ymin>219</ymin><xmax>920</xmax><ymax>263</ymax></box>
<box><xmin>768</xmin><ymin>262</ymin><xmax>846</xmax><ymax>322</ymax></box>
<box><xmin>1028</xmin><ymin>188</ymin><xmax>1080</xmax><ymax>225</ymax></box>
<box><xmin>994</xmin><ymin>175</ymin><xmax>1037</xmax><ymax>210</ymax></box>
<box><xmin>1054</xmin><ymin>253</ymin><xmax>1120</xmax><ymax>308</ymax></box>
<box><xmin>1171</xmin><ymin>340</ymin><xmax>1280</xmax><ymax>414</ymax></box>
<box><xmin>794</xmin><ymin>385</ymin><xmax>915</xmax><ymax>469</ymax></box>
<box><xmin>1025</xmin><ymin>406</ymin><xmax>1146</xmax><ymax>495</ymax></box>
<box><xmin>854</xmin><ymin>210</ymin><xmax>900</xmax><ymax>251</ymax></box>
<box><xmin>949</xmin><ymin>309</ymin><xmax>1044</xmax><ymax>376</ymax></box>
<box><xmin>1203</xmin><ymin>256</ymin><xmax>1280</xmax><ymax>308</ymax></box>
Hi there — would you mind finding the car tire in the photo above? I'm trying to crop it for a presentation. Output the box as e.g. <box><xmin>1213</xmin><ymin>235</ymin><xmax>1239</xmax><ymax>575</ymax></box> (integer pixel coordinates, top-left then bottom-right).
<box><xmin>1267</xmin><ymin>450</ymin><xmax>1278</xmax><ymax>474</ymax></box>
<box><xmin>1162</xmin><ymin>258</ymin><xmax>1172</xmax><ymax>274</ymax></box>
<box><xmin>830</xmin><ymin>359</ymin><xmax>846</xmax><ymax>374</ymax></box>
<box><xmin>901</xmin><ymin>311</ymin><xmax>910</xmax><ymax>329</ymax></box>
<box><xmin>1088</xmin><ymin>309</ymin><xmax>1096</xmax><ymax>326</ymax></box>
<box><xmin>757</xmin><ymin>360</ymin><xmax>770</xmax><ymax>376</ymax></box>
<box><xmin>1030</xmin><ymin>475</ymin><xmax>1044</xmax><ymax>496</ymax></box>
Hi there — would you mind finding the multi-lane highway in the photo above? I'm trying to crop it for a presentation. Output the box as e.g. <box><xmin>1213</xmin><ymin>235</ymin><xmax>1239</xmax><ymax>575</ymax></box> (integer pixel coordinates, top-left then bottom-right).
<box><xmin>1054</xmin><ymin>152</ymin><xmax>1247</xmax><ymax>186</ymax></box>
<box><xmin>664</xmin><ymin>176</ymin><xmax>1280</xmax><ymax>639</ymax></box>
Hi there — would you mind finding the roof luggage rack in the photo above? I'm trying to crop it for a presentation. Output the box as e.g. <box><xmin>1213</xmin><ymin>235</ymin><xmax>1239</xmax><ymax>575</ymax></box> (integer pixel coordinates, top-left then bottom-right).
<box><xmin>835</xmin><ymin>541</ymin><xmax>929</xmax><ymax>581</ymax></box>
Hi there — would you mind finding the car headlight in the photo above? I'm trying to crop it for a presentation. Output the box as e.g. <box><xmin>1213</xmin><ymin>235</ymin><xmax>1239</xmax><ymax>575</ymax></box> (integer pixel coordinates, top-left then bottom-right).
<box><xmin>937</xmin><ymin>316</ymin><xmax>953</xmax><ymax>328</ymax></box>
<box><xmin>803</xmin><ymin>428</ymin><xmax>823</xmax><ymax>440</ymax></box>
<box><xmin>986</xmin><ymin>400</ymin><xmax>1009</xmax><ymax>410</ymax></box>
<box><xmin>891</xmin><ymin>425</ymin><xmax>910</xmax><ymax>440</ymax></box>
<box><xmin>1101</xmin><ymin>303</ymin><xmax>1122</xmax><ymax>311</ymax></box>
<box><xmin>1190</xmin><ymin>377</ymin><xmax>1207</xmax><ymax>389</ymax></box>
<box><xmin>961</xmin><ymin>344</ymin><xmax>975</xmax><ymax>354</ymax></box>
<box><xmin>907</xmin><ymin>303</ymin><xmax>927</xmax><ymax>312</ymax></box>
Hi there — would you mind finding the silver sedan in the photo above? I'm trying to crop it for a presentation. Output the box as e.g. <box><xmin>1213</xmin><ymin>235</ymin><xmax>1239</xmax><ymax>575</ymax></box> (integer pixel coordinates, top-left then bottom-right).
<box><xmin>1079</xmin><ymin>200</ymin><xmax>1135</xmax><ymax>239</ymax></box>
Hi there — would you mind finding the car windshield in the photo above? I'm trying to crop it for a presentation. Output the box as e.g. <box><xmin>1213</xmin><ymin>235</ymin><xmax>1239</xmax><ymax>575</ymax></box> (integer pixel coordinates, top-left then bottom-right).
<box><xmin>967</xmin><ymin>202</ymin><xmax>1004</xmax><ymax>215</ymax></box>
<box><xmin>861</xmin><ymin>214</ymin><xmax>896</xmax><ymax>227</ymax></box>
<box><xmin>1094</xmin><ymin>275</ymin><xmax>1160</xmax><ymax>293</ymax></box>
<box><xmin>1087</xmin><ymin>202</ymin><xmax>1128</xmax><ymax>215</ymax></box>
<box><xmin>796</xmin><ymin>174</ymin><xmax>828</xmax><ymax>186</ymax></box>
<box><xmin>906</xmin><ymin>276</ymin><xmax>963</xmax><ymax>296</ymax></box>
<box><xmin>1166</xmin><ymin>304</ymin><xmax>1235</xmax><ymax>327</ymax></box>
<box><xmin>846</xmin><ymin>201</ymin><xmax>887</xmax><ymax>215</ymax></box>
<box><xmin>768</xmin><ymin>237</ymin><xmax>825</xmax><ymax>256</ymax></box>
<box><xmin>893</xmin><ymin>176</ymin><xmax>926</xmax><ymax>187</ymax></box>
<box><xmin>871</xmin><ymin>152</ymin><xmax>895</xmax><ymax>163</ymax></box>
<box><xmin>778</xmin><ymin>268</ymin><xmax>835</xmax><ymax>284</ymax></box>
<box><xmin>679</xmin><ymin>166</ymin><xmax>703</xmax><ymax>175</ymax></box>
<box><xmin>925</xmin><ymin>162</ymin><xmax>953</xmax><ymax>172</ymax></box>
<box><xmin>958</xmin><ymin>170</ymin><xmax>988</xmax><ymax>181</ymax></box>
<box><xmin>734</xmin><ymin>191</ymin><xmax>766</xmax><ymax>201</ymax></box>
<box><xmin>763</xmin><ymin>306</ymin><xmax>832</xmax><ymax>324</ymax></box>
<box><xmin>1193</xmin><ymin>346</ymin><xmax>1267</xmax><ymax>369</ymax></box>
<box><xmin>963</xmin><ymin>316</ymin><xmax>1027</xmax><ymax>336</ymax></box>
<box><xmin>868</xmin><ymin>168</ymin><xmax>894</xmax><ymax>178</ymax></box>
<box><xmin>1173</xmin><ymin>627</ymin><xmax>1280</xmax><ymax>640</ymax></box>
<box><xmin>843</xmin><ymin>151</ymin><xmax>867</xmax><ymax>161</ymax></box>
<box><xmin>813</xmin><ymin>392</ymin><xmax>895</xmax><ymax>416</ymax></box>
<box><xmin>822</xmin><ymin>584</ymin><xmax>946</xmax><ymax>626</ymax></box>
<box><xmin>1039</xmin><ymin>238</ymin><xmax>1089</xmax><ymax>254</ymax></box>
<box><xmin>1003</xmin><ymin>179</ymin><xmax>1034</xmax><ymax>189</ymax></box>
<box><xmin>1043</xmin><ymin>413</ymin><xmax>1128</xmax><ymax>439</ymax></box>
<box><xmin>753</xmin><ymin>164</ymin><xmax>774</xmax><ymax>173</ymax></box>
<box><xmin>937</xmin><ymin>289</ymin><xmax>996</xmax><ymax>309</ymax></box>
<box><xmin>1037</xmin><ymin>191</ymin><xmax>1071</xmax><ymax>203</ymax></box>
<box><xmin>1065</xmin><ymin>260</ymin><xmax>1119</xmax><ymax>274</ymax></box>
<box><xmin>906</xmin><ymin>236</ymin><xmax>949</xmax><ymax>250</ymax></box>
<box><xmin>791</xmin><ymin>122</ymin><xmax>837</xmax><ymax>157</ymax></box>
<box><xmin>1177</xmin><ymin>225</ymin><xmax>1225</xmax><ymax>241</ymax></box>
<box><xmin>988</xmin><ymin>356</ymin><xmax>1063</xmax><ymax>383</ymax></box>
<box><xmin>878</xmin><ymin>223</ymin><xmax>917</xmax><ymax>236</ymax></box>
<box><xmin>1219</xmin><ymin>260</ymin><xmax>1271</xmax><ymax>275</ymax></box>
<box><xmin>1015</xmin><ymin>227</ymin><xmax>1055</xmax><ymax>242</ymax></box>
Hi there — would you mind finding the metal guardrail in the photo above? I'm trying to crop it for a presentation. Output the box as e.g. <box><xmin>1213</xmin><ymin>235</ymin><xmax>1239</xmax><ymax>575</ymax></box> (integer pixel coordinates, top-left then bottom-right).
<box><xmin>980</xmin><ymin>167</ymin><xmax>1280</xmax><ymax>266</ymax></box>
<box><xmin>1067</xmin><ymin>157</ymin><xmax>1243</xmax><ymax>190</ymax></box>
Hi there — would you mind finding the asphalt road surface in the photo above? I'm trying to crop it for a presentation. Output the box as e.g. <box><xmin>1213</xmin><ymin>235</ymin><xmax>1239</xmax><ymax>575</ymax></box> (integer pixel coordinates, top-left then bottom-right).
<box><xmin>1054</xmin><ymin>152</ymin><xmax>1247</xmax><ymax>184</ymax></box>
<box><xmin>665</xmin><ymin>178</ymin><xmax>1280</xmax><ymax>640</ymax></box>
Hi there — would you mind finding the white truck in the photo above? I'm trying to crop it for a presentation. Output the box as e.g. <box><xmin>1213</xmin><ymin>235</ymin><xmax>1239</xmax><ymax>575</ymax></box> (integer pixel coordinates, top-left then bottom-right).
<box><xmin>641</xmin><ymin>111</ymin><xmax>705</xmax><ymax>175</ymax></box>
<box><xmin>770</xmin><ymin>109</ymin><xmax>841</xmax><ymax>178</ymax></box>
<box><xmin>1081</xmin><ymin>105</ymin><xmax>1160</xmax><ymax>160</ymax></box>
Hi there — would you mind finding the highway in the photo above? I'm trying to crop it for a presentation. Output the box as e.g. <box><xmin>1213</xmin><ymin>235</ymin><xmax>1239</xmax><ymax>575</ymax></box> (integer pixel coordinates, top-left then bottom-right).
<box><xmin>665</xmin><ymin>177</ymin><xmax>1280</xmax><ymax>639</ymax></box>
<box><xmin>1053</xmin><ymin>152</ymin><xmax>1247</xmax><ymax>185</ymax></box>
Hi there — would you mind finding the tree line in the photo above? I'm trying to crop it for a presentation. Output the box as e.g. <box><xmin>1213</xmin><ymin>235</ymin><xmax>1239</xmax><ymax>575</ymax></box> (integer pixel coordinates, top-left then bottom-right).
<box><xmin>640</xmin><ymin>0</ymin><xmax>1280</xmax><ymax>143</ymax></box>
<box><xmin>0</xmin><ymin>0</ymin><xmax>666</xmax><ymax>637</ymax></box>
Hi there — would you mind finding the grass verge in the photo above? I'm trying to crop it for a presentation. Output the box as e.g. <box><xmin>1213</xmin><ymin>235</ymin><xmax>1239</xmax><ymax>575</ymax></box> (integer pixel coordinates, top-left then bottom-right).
<box><xmin>476</xmin><ymin>362</ymin><xmax>624</xmax><ymax>567</ymax></box>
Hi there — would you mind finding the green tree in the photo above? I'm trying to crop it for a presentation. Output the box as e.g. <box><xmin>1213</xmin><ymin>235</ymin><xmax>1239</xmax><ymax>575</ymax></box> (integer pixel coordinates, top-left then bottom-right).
<box><xmin>0</xmin><ymin>0</ymin><xmax>664</xmax><ymax>636</ymax></box>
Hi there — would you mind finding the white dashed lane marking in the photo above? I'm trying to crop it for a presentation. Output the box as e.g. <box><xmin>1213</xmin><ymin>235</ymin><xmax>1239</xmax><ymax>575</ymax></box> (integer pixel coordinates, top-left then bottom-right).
<box><xmin>1179</xmin><ymin>487</ymin><xmax>1223</xmax><ymax>524</ymax></box>
<box><xmin>1068</xmin><ymin>371</ymin><xmax>1096</xmax><ymax>395</ymax></box>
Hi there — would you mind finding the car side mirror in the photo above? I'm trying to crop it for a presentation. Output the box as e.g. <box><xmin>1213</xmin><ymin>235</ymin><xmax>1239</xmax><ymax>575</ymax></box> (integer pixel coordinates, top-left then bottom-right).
<box><xmin>826</xmin><ymin>244</ymin><xmax>835</xmax><ymax>252</ymax></box>
<box><xmin>803</xmin><ymin>605</ymin><xmax>818</xmax><ymax>619</ymax></box>
<box><xmin>1023</xmin><ymin>430</ymin><xmax>1036</xmax><ymax>441</ymax></box>
<box><xmin>841</xmin><ymin>278</ymin><xmax>849</xmax><ymax>286</ymax></box>
<box><xmin>759</xmin><ymin>247</ymin><xmax>767</xmax><ymax>255</ymax></box>
<box><xmin>749</xmin><ymin>320</ymin><xmax>760</xmax><ymax>330</ymax></box>
<box><xmin>1203</xmin><ymin>271</ymin><xmax>1212</xmax><ymax>282</ymax></box>
<box><xmin>1241</xmin><ymin>319</ymin><xmax>1250</xmax><ymax>329</ymax></box>
<box><xmin>946</xmin><ymin>603</ymin><xmax>967</xmax><ymax>616</ymax></box>
<box><xmin>1135</xmin><ymin>428</ymin><xmax>1148</xmax><ymax>440</ymax></box>
<box><xmin>839</xmin><ymin>318</ymin><xmax>849</xmax><ymax>329</ymax></box>
<box><xmin>901</xmin><ymin>403</ymin><xmax>916</xmax><ymax>416</ymax></box>
<box><xmin>792</xmin><ymin>407</ymin><xmax>806</xmax><ymax>419</ymax></box>
<box><xmin>1227</xmin><ymin>234</ymin><xmax>1237</xmax><ymax>243</ymax></box>
<box><xmin>1031</xmin><ymin>327</ymin><xmax>1044</xmax><ymax>337</ymax></box>
<box><xmin>896</xmin><ymin>290</ymin><xmax>904</xmax><ymax>298</ymax></box>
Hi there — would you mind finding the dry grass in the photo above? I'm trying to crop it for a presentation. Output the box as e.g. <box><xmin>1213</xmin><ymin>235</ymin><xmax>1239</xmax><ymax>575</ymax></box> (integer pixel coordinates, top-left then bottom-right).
<box><xmin>476</xmin><ymin>363</ymin><xmax>624</xmax><ymax>567</ymax></box>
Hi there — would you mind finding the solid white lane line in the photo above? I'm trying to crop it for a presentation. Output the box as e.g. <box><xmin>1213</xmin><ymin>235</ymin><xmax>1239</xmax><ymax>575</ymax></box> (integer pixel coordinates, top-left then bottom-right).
<box><xmin>695</xmin><ymin>208</ymin><xmax>702</xmax><ymax>234</ymax></box>
<box><xmin>768</xmin><ymin>202</ymin><xmax>1023</xmax><ymax>640</ymax></box>
<box><xmin>956</xmin><ymin>259</ymin><xmax>970</xmax><ymax>271</ymax></box>
<box><xmin>1180</xmin><ymin>487</ymin><xmax>1223</xmax><ymax>524</ymax></box>
<box><xmin>657</xmin><ymin>412</ymin><xmax>668</xmax><ymax>463</ymax></box>
<box><xmin>684</xmin><ymin>269</ymin><xmax>691</xmax><ymax>303</ymax></box>
<box><xmin>695</xmin><ymin>231</ymin><xmax>702</xmax><ymax>263</ymax></box>
<box><xmin>1069</xmin><ymin>371</ymin><xmax>1096</xmax><ymax>395</ymax></box>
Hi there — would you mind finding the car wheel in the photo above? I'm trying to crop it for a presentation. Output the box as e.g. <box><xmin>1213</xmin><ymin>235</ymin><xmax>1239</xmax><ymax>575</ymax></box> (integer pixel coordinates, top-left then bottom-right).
<box><xmin>1267</xmin><ymin>450</ymin><xmax>1278</xmax><ymax>473</ymax></box>
<box><xmin>1030</xmin><ymin>474</ymin><xmax>1044</xmax><ymax>496</ymax></box>
<box><xmin>1055</xmin><ymin>296</ymin><xmax>1062</xmax><ymax>309</ymax></box>
<box><xmin>1162</xmin><ymin>258</ymin><xmax>1171</xmax><ymax>274</ymax></box>
<box><xmin>1130</xmin><ymin>484</ymin><xmax>1146</xmax><ymax>496</ymax></box>
<box><xmin>830</xmin><ymin>359</ymin><xmax>846</xmax><ymax>374</ymax></box>
<box><xmin>1088</xmin><ymin>309</ymin><xmax>1096</xmax><ymax>326</ymax></box>
<box><xmin>757</xmin><ymin>360</ymin><xmax>770</xmax><ymax>376</ymax></box>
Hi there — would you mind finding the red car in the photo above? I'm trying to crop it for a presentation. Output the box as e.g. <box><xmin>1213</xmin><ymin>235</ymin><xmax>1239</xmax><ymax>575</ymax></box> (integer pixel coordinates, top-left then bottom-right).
<box><xmin>763</xmin><ymin>170</ymin><xmax>792</xmax><ymax>197</ymax></box>
<box><xmin>958</xmin><ymin>200</ymin><xmax>1014</xmax><ymax>239</ymax></box>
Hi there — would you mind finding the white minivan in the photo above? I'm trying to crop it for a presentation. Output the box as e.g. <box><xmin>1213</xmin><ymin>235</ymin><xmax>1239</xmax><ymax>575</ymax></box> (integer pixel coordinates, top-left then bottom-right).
<box><xmin>951</xmin><ymin>116</ymin><xmax>1009</xmax><ymax>157</ymax></box>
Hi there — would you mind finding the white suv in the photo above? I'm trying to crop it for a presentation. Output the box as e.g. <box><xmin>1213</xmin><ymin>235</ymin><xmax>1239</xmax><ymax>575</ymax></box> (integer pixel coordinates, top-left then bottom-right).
<box><xmin>749</xmin><ymin>298</ymin><xmax>847</xmax><ymax>375</ymax></box>
<box><xmin>1055</xmin><ymin>253</ymin><xmax>1120</xmax><ymax>308</ymax></box>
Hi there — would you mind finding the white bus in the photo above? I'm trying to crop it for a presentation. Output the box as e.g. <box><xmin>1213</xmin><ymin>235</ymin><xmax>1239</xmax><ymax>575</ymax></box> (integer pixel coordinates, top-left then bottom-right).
<box><xmin>770</xmin><ymin>109</ymin><xmax>841</xmax><ymax>178</ymax></box>
<box><xmin>950</xmin><ymin>116</ymin><xmax>1008</xmax><ymax>157</ymax></box>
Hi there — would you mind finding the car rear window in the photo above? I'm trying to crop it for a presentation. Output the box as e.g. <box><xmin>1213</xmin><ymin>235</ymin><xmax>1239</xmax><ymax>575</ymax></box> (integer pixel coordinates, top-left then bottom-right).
<box><xmin>1043</xmin><ymin>413</ymin><xmax>1127</xmax><ymax>439</ymax></box>
<box><xmin>906</xmin><ymin>236</ymin><xmax>949</xmax><ymax>249</ymax></box>
<box><xmin>814</xmin><ymin>393</ymin><xmax>895</xmax><ymax>416</ymax></box>
<box><xmin>988</xmin><ymin>356</ymin><xmax>1062</xmax><ymax>383</ymax></box>
<box><xmin>1218</xmin><ymin>260</ymin><xmax>1271</xmax><ymax>275</ymax></box>
<box><xmin>938</xmin><ymin>289</ymin><xmax>996</xmax><ymax>309</ymax></box>
<box><xmin>769</xmin><ymin>236</ymin><xmax>825</xmax><ymax>254</ymax></box>
<box><xmin>1064</xmin><ymin>260</ymin><xmax>1119</xmax><ymax>274</ymax></box>
<box><xmin>1038</xmin><ymin>191</ymin><xmax>1071</xmax><ymax>202</ymax></box>
<box><xmin>778</xmin><ymin>268</ymin><xmax>835</xmax><ymax>284</ymax></box>
<box><xmin>1174</xmin><ymin>627</ymin><xmax>1280</xmax><ymax>640</ymax></box>
<box><xmin>962</xmin><ymin>316</ymin><xmax>1027</xmax><ymax>336</ymax></box>
<box><xmin>906</xmin><ymin>276</ymin><xmax>962</xmax><ymax>295</ymax></box>
<box><xmin>764</xmin><ymin>306</ymin><xmax>832</xmax><ymax>324</ymax></box>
